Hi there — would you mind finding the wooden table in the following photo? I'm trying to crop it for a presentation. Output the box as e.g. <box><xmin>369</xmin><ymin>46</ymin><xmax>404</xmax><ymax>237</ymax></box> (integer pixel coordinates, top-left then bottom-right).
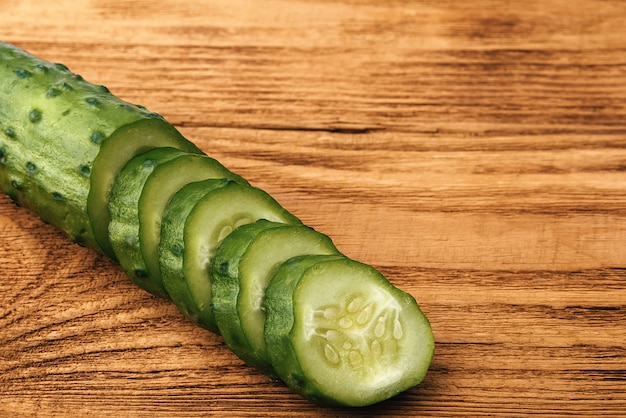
<box><xmin>1</xmin><ymin>1</ymin><xmax>625</xmax><ymax>416</ymax></box>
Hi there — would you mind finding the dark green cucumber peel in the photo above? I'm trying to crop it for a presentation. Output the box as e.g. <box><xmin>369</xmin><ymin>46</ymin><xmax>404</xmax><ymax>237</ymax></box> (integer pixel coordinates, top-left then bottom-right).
<box><xmin>0</xmin><ymin>42</ymin><xmax>163</xmax><ymax>250</ymax></box>
<box><xmin>0</xmin><ymin>42</ymin><xmax>434</xmax><ymax>407</ymax></box>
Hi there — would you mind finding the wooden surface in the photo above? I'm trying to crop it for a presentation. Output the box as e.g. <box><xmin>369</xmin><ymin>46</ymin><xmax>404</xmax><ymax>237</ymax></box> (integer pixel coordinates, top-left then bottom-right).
<box><xmin>1</xmin><ymin>0</ymin><xmax>626</xmax><ymax>416</ymax></box>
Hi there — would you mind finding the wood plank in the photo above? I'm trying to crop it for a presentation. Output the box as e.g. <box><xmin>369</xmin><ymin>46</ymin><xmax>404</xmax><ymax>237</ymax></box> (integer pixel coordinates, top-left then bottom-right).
<box><xmin>1</xmin><ymin>0</ymin><xmax>625</xmax><ymax>416</ymax></box>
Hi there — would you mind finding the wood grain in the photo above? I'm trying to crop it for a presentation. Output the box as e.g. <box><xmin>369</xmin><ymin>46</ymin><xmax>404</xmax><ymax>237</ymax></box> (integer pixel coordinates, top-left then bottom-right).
<box><xmin>1</xmin><ymin>0</ymin><xmax>626</xmax><ymax>416</ymax></box>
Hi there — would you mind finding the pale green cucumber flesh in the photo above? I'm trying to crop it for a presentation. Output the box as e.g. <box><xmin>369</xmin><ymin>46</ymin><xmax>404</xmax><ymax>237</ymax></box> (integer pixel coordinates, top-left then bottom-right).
<box><xmin>138</xmin><ymin>152</ymin><xmax>246</xmax><ymax>290</ymax></box>
<box><xmin>159</xmin><ymin>178</ymin><xmax>231</xmax><ymax>331</ymax></box>
<box><xmin>108</xmin><ymin>147</ymin><xmax>186</xmax><ymax>297</ymax></box>
<box><xmin>264</xmin><ymin>255</ymin><xmax>435</xmax><ymax>407</ymax></box>
<box><xmin>182</xmin><ymin>182</ymin><xmax>301</xmax><ymax>331</ymax></box>
<box><xmin>88</xmin><ymin>118</ymin><xmax>203</xmax><ymax>259</ymax></box>
<box><xmin>212</xmin><ymin>220</ymin><xmax>339</xmax><ymax>375</ymax></box>
<box><xmin>0</xmin><ymin>42</ymin><xmax>159</xmax><ymax>250</ymax></box>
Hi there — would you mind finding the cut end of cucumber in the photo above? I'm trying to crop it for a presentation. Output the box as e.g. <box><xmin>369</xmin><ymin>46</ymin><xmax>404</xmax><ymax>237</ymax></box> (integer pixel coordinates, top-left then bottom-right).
<box><xmin>265</xmin><ymin>256</ymin><xmax>434</xmax><ymax>407</ymax></box>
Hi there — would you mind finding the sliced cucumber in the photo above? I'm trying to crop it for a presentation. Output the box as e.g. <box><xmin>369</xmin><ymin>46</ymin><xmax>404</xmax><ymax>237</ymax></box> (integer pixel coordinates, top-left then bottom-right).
<box><xmin>264</xmin><ymin>255</ymin><xmax>435</xmax><ymax>407</ymax></box>
<box><xmin>87</xmin><ymin>118</ymin><xmax>203</xmax><ymax>259</ymax></box>
<box><xmin>138</xmin><ymin>152</ymin><xmax>246</xmax><ymax>291</ymax></box>
<box><xmin>1</xmin><ymin>42</ymin><xmax>435</xmax><ymax>406</ymax></box>
<box><xmin>212</xmin><ymin>220</ymin><xmax>340</xmax><ymax>375</ymax></box>
<box><xmin>160</xmin><ymin>180</ymin><xmax>301</xmax><ymax>332</ymax></box>
<box><xmin>108</xmin><ymin>147</ymin><xmax>186</xmax><ymax>297</ymax></box>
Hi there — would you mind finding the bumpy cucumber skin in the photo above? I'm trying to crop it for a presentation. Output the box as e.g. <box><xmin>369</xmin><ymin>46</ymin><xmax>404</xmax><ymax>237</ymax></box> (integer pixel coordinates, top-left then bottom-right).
<box><xmin>108</xmin><ymin>147</ymin><xmax>187</xmax><ymax>297</ymax></box>
<box><xmin>0</xmin><ymin>42</ymin><xmax>163</xmax><ymax>250</ymax></box>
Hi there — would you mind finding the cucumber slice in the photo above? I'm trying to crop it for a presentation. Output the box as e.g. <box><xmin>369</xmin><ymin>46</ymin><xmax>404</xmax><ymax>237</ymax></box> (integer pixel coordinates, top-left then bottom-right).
<box><xmin>87</xmin><ymin>118</ymin><xmax>203</xmax><ymax>259</ymax></box>
<box><xmin>138</xmin><ymin>153</ymin><xmax>246</xmax><ymax>291</ymax></box>
<box><xmin>159</xmin><ymin>180</ymin><xmax>301</xmax><ymax>332</ymax></box>
<box><xmin>159</xmin><ymin>178</ymin><xmax>231</xmax><ymax>330</ymax></box>
<box><xmin>108</xmin><ymin>147</ymin><xmax>186</xmax><ymax>297</ymax></box>
<box><xmin>212</xmin><ymin>220</ymin><xmax>340</xmax><ymax>375</ymax></box>
<box><xmin>264</xmin><ymin>255</ymin><xmax>434</xmax><ymax>407</ymax></box>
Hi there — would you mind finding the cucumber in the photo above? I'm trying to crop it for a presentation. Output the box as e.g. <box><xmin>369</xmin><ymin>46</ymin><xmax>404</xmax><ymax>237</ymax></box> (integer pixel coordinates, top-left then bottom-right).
<box><xmin>0</xmin><ymin>42</ymin><xmax>434</xmax><ymax>407</ymax></box>
<box><xmin>159</xmin><ymin>180</ymin><xmax>301</xmax><ymax>332</ymax></box>
<box><xmin>88</xmin><ymin>118</ymin><xmax>203</xmax><ymax>259</ymax></box>
<box><xmin>0</xmin><ymin>42</ymin><xmax>164</xmax><ymax>250</ymax></box>
<box><xmin>264</xmin><ymin>255</ymin><xmax>434</xmax><ymax>407</ymax></box>
<box><xmin>138</xmin><ymin>152</ymin><xmax>247</xmax><ymax>290</ymax></box>
<box><xmin>108</xmin><ymin>147</ymin><xmax>187</xmax><ymax>297</ymax></box>
<box><xmin>212</xmin><ymin>220</ymin><xmax>340</xmax><ymax>375</ymax></box>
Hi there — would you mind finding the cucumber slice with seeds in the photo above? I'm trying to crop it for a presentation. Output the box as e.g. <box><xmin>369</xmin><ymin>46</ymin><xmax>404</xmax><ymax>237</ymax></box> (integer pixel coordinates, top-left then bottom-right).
<box><xmin>88</xmin><ymin>118</ymin><xmax>203</xmax><ymax>259</ymax></box>
<box><xmin>108</xmin><ymin>147</ymin><xmax>186</xmax><ymax>297</ymax></box>
<box><xmin>138</xmin><ymin>152</ymin><xmax>246</xmax><ymax>290</ymax></box>
<box><xmin>212</xmin><ymin>220</ymin><xmax>340</xmax><ymax>375</ymax></box>
<box><xmin>181</xmin><ymin>183</ymin><xmax>301</xmax><ymax>331</ymax></box>
<box><xmin>264</xmin><ymin>255</ymin><xmax>435</xmax><ymax>407</ymax></box>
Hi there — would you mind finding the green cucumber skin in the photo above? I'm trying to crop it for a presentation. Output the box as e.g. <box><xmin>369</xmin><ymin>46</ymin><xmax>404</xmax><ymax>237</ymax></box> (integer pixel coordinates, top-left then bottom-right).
<box><xmin>0</xmin><ymin>42</ymin><xmax>163</xmax><ymax>250</ymax></box>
